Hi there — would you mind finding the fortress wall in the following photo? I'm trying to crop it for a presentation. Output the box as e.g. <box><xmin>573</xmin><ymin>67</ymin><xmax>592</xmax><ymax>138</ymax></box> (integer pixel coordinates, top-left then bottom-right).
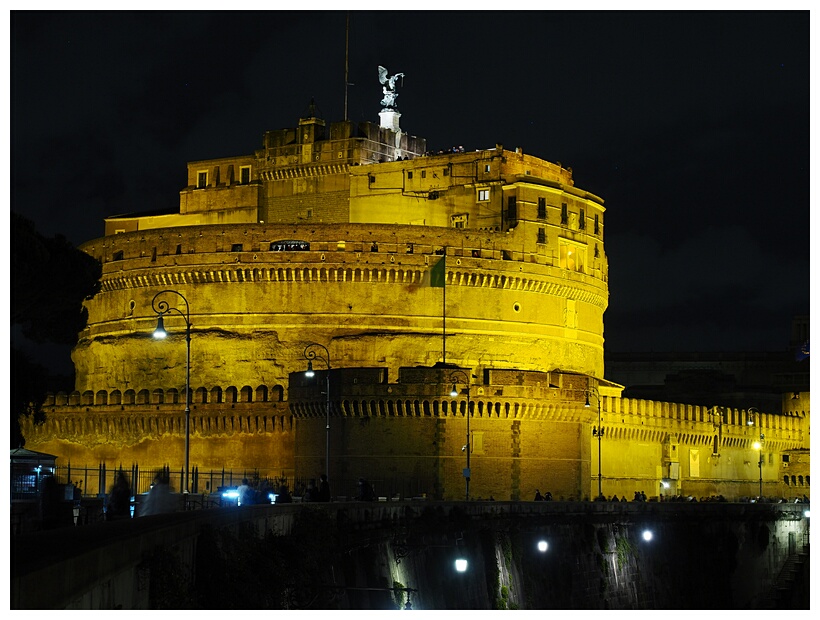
<box><xmin>24</xmin><ymin>381</ymin><xmax>807</xmax><ymax>501</ymax></box>
<box><xmin>74</xmin><ymin>224</ymin><xmax>608</xmax><ymax>394</ymax></box>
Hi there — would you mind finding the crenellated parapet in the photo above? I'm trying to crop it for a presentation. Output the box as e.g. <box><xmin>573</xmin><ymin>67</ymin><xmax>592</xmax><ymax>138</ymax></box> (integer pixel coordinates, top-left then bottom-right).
<box><xmin>599</xmin><ymin>397</ymin><xmax>806</xmax><ymax>452</ymax></box>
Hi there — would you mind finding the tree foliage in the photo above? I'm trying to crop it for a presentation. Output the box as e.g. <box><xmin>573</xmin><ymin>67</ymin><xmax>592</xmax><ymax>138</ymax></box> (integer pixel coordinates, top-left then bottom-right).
<box><xmin>11</xmin><ymin>211</ymin><xmax>101</xmax><ymax>446</ymax></box>
<box><xmin>12</xmin><ymin>211</ymin><xmax>101</xmax><ymax>344</ymax></box>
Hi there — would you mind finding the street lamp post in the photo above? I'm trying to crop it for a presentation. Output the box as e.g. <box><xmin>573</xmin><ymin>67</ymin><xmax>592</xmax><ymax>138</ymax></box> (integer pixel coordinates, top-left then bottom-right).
<box><xmin>754</xmin><ymin>433</ymin><xmax>765</xmax><ymax>500</ymax></box>
<box><xmin>448</xmin><ymin>370</ymin><xmax>471</xmax><ymax>501</ymax></box>
<box><xmin>585</xmin><ymin>387</ymin><xmax>604</xmax><ymax>500</ymax></box>
<box><xmin>304</xmin><ymin>343</ymin><xmax>331</xmax><ymax>486</ymax></box>
<box><xmin>151</xmin><ymin>290</ymin><xmax>192</xmax><ymax>498</ymax></box>
<box><xmin>748</xmin><ymin>408</ymin><xmax>763</xmax><ymax>500</ymax></box>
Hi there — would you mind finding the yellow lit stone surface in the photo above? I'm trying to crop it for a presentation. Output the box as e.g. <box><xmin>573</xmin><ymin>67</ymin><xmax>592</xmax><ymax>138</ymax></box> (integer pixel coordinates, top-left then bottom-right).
<box><xmin>21</xmin><ymin>114</ymin><xmax>808</xmax><ymax>501</ymax></box>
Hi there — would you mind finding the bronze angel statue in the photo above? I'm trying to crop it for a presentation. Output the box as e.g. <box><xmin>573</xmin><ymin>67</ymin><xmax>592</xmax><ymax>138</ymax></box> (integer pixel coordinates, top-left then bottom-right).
<box><xmin>378</xmin><ymin>65</ymin><xmax>405</xmax><ymax>109</ymax></box>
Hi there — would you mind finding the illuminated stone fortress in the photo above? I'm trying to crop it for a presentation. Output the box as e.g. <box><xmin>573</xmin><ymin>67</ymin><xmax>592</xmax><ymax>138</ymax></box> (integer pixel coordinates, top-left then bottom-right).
<box><xmin>21</xmin><ymin>87</ymin><xmax>809</xmax><ymax>502</ymax></box>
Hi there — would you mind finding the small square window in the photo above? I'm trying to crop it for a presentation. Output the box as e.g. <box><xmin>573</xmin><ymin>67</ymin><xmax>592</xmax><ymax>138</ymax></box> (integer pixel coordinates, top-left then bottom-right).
<box><xmin>231</xmin><ymin>243</ymin><xmax>243</xmax><ymax>252</ymax></box>
<box><xmin>369</xmin><ymin>175</ymin><xmax>376</xmax><ymax>183</ymax></box>
<box><xmin>478</xmin><ymin>189</ymin><xmax>489</xmax><ymax>201</ymax></box>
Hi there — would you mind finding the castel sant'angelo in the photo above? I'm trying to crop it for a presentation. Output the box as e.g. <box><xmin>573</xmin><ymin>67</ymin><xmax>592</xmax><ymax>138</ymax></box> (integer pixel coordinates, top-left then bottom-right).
<box><xmin>21</xmin><ymin>69</ymin><xmax>809</xmax><ymax>502</ymax></box>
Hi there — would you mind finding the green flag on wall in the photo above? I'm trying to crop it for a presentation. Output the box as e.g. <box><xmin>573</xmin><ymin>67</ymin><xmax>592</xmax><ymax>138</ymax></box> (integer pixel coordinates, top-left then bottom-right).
<box><xmin>426</xmin><ymin>256</ymin><xmax>445</xmax><ymax>287</ymax></box>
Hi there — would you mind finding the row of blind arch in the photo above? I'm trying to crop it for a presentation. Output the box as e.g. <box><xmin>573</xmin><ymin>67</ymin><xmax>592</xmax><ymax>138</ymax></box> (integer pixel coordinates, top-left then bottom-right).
<box><xmin>45</xmin><ymin>385</ymin><xmax>287</xmax><ymax>407</ymax></box>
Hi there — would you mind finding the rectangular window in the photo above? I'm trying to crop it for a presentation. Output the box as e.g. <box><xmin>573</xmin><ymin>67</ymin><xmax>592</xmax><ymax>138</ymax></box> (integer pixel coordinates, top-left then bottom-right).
<box><xmin>537</xmin><ymin>228</ymin><xmax>546</xmax><ymax>244</ymax></box>
<box><xmin>507</xmin><ymin>196</ymin><xmax>517</xmax><ymax>220</ymax></box>
<box><xmin>406</xmin><ymin>243</ymin><xmax>414</xmax><ymax>254</ymax></box>
<box><xmin>443</xmin><ymin>168</ymin><xmax>449</xmax><ymax>176</ymax></box>
<box><xmin>112</xmin><ymin>250</ymin><xmax>123</xmax><ymax>261</ymax></box>
<box><xmin>594</xmin><ymin>214</ymin><xmax>600</xmax><ymax>235</ymax></box>
<box><xmin>478</xmin><ymin>189</ymin><xmax>490</xmax><ymax>201</ymax></box>
<box><xmin>579</xmin><ymin>208</ymin><xmax>586</xmax><ymax>229</ymax></box>
<box><xmin>559</xmin><ymin>241</ymin><xmax>585</xmax><ymax>273</ymax></box>
<box><xmin>175</xmin><ymin>244</ymin><xmax>182</xmax><ymax>255</ymax></box>
<box><xmin>451</xmin><ymin>214</ymin><xmax>468</xmax><ymax>228</ymax></box>
<box><xmin>484</xmin><ymin>164</ymin><xmax>491</xmax><ymax>173</ymax></box>
<box><xmin>240</xmin><ymin>166</ymin><xmax>251</xmax><ymax>184</ymax></box>
<box><xmin>537</xmin><ymin>197</ymin><xmax>547</xmax><ymax>219</ymax></box>
<box><xmin>561</xmin><ymin>203</ymin><xmax>568</xmax><ymax>225</ymax></box>
<box><xmin>369</xmin><ymin>175</ymin><xmax>375</xmax><ymax>183</ymax></box>
<box><xmin>231</xmin><ymin>243</ymin><xmax>243</xmax><ymax>252</ymax></box>
<box><xmin>407</xmin><ymin>171</ymin><xmax>413</xmax><ymax>180</ymax></box>
<box><xmin>421</xmin><ymin>170</ymin><xmax>427</xmax><ymax>179</ymax></box>
<box><xmin>197</xmin><ymin>171</ymin><xmax>208</xmax><ymax>189</ymax></box>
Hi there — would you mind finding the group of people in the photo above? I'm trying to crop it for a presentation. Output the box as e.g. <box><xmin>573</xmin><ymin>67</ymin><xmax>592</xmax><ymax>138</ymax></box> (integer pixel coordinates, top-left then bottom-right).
<box><xmin>302</xmin><ymin>474</ymin><xmax>332</xmax><ymax>502</ymax></box>
<box><xmin>533</xmin><ymin>489</ymin><xmax>553</xmax><ymax>501</ymax></box>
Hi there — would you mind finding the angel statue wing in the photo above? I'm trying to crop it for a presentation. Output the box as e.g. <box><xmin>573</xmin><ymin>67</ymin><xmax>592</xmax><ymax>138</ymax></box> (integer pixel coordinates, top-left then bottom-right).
<box><xmin>378</xmin><ymin>66</ymin><xmax>389</xmax><ymax>85</ymax></box>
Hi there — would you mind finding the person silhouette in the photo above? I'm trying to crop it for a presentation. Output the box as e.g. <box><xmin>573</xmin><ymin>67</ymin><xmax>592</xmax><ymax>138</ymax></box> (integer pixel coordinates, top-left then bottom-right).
<box><xmin>317</xmin><ymin>474</ymin><xmax>331</xmax><ymax>502</ymax></box>
<box><xmin>107</xmin><ymin>472</ymin><xmax>132</xmax><ymax>520</ymax></box>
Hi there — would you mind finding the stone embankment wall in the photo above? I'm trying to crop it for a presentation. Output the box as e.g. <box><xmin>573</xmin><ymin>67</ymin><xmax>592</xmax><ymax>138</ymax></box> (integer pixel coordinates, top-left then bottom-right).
<box><xmin>11</xmin><ymin>502</ymin><xmax>809</xmax><ymax>610</ymax></box>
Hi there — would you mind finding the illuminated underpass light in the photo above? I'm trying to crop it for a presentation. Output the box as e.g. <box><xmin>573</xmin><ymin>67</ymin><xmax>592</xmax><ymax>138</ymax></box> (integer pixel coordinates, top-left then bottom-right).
<box><xmin>537</xmin><ymin>540</ymin><xmax>549</xmax><ymax>552</ymax></box>
<box><xmin>642</xmin><ymin>530</ymin><xmax>654</xmax><ymax>542</ymax></box>
<box><xmin>454</xmin><ymin>558</ymin><xmax>468</xmax><ymax>572</ymax></box>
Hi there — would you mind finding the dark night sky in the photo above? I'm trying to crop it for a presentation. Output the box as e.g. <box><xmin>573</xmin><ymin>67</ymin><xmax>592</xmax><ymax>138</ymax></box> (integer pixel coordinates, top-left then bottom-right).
<box><xmin>9</xmin><ymin>10</ymin><xmax>812</xmax><ymax>378</ymax></box>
